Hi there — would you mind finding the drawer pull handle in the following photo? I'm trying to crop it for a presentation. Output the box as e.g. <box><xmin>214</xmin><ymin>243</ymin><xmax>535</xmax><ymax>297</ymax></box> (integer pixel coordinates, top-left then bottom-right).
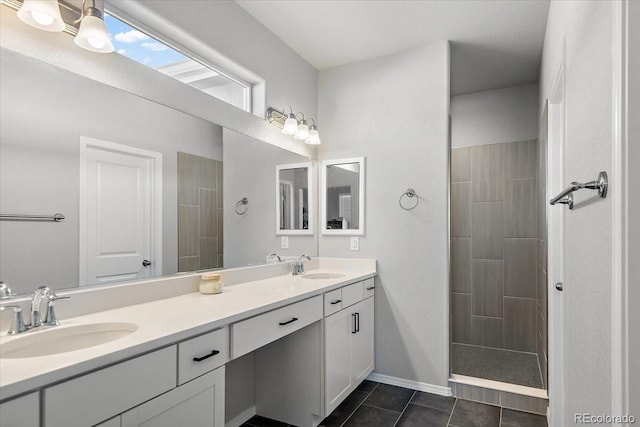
<box><xmin>193</xmin><ymin>350</ymin><xmax>220</xmax><ymax>362</ymax></box>
<box><xmin>366</xmin><ymin>286</ymin><xmax>375</xmax><ymax>290</ymax></box>
<box><xmin>330</xmin><ymin>299</ymin><xmax>342</xmax><ymax>305</ymax></box>
<box><xmin>279</xmin><ymin>317</ymin><xmax>298</xmax><ymax>326</ymax></box>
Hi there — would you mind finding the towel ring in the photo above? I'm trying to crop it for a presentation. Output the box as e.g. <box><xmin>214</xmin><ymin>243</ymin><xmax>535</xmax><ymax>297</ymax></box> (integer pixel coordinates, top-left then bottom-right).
<box><xmin>235</xmin><ymin>197</ymin><xmax>249</xmax><ymax>215</ymax></box>
<box><xmin>399</xmin><ymin>188</ymin><xmax>419</xmax><ymax>210</ymax></box>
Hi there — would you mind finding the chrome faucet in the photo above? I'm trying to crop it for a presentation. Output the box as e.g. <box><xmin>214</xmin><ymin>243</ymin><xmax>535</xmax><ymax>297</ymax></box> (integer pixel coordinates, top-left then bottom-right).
<box><xmin>30</xmin><ymin>286</ymin><xmax>69</xmax><ymax>328</ymax></box>
<box><xmin>292</xmin><ymin>255</ymin><xmax>311</xmax><ymax>276</ymax></box>
<box><xmin>267</xmin><ymin>253</ymin><xmax>283</xmax><ymax>263</ymax></box>
<box><xmin>0</xmin><ymin>305</ymin><xmax>27</xmax><ymax>335</ymax></box>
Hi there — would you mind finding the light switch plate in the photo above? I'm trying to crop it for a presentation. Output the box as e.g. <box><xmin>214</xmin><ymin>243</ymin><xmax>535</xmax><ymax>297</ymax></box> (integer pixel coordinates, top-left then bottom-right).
<box><xmin>281</xmin><ymin>236</ymin><xmax>289</xmax><ymax>249</ymax></box>
<box><xmin>350</xmin><ymin>237</ymin><xmax>359</xmax><ymax>251</ymax></box>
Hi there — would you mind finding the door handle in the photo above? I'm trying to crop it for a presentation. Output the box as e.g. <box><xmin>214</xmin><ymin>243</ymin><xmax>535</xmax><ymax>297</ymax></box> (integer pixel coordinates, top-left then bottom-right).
<box><xmin>142</xmin><ymin>260</ymin><xmax>151</xmax><ymax>267</ymax></box>
<box><xmin>352</xmin><ymin>313</ymin><xmax>357</xmax><ymax>334</ymax></box>
<box><xmin>355</xmin><ymin>312</ymin><xmax>360</xmax><ymax>332</ymax></box>
<box><xmin>555</xmin><ymin>282</ymin><xmax>563</xmax><ymax>291</ymax></box>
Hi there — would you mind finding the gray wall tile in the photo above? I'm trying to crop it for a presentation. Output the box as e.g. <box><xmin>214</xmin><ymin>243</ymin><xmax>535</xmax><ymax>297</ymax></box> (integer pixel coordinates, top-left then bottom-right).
<box><xmin>471</xmin><ymin>316</ymin><xmax>503</xmax><ymax>348</ymax></box>
<box><xmin>199</xmin><ymin>189</ymin><xmax>218</xmax><ymax>238</ymax></box>
<box><xmin>504</xmin><ymin>297</ymin><xmax>536</xmax><ymax>352</ymax></box>
<box><xmin>504</xmin><ymin>238</ymin><xmax>537</xmax><ymax>298</ymax></box>
<box><xmin>178</xmin><ymin>205</ymin><xmax>199</xmax><ymax>257</ymax></box>
<box><xmin>451</xmin><ymin>183</ymin><xmax>471</xmax><ymax>237</ymax></box>
<box><xmin>504</xmin><ymin>179</ymin><xmax>537</xmax><ymax>237</ymax></box>
<box><xmin>177</xmin><ymin>152</ymin><xmax>199</xmax><ymax>205</ymax></box>
<box><xmin>451</xmin><ymin>147</ymin><xmax>471</xmax><ymax>183</ymax></box>
<box><xmin>452</xmin><ymin>293</ymin><xmax>472</xmax><ymax>344</ymax></box>
<box><xmin>200</xmin><ymin>237</ymin><xmax>219</xmax><ymax>269</ymax></box>
<box><xmin>472</xmin><ymin>202</ymin><xmax>503</xmax><ymax>259</ymax></box>
<box><xmin>199</xmin><ymin>156</ymin><xmax>218</xmax><ymax>190</ymax></box>
<box><xmin>472</xmin><ymin>144</ymin><xmax>504</xmax><ymax>201</ymax></box>
<box><xmin>452</xmin><ymin>238</ymin><xmax>472</xmax><ymax>293</ymax></box>
<box><xmin>178</xmin><ymin>256</ymin><xmax>199</xmax><ymax>273</ymax></box>
<box><xmin>216</xmin><ymin>161</ymin><xmax>224</xmax><ymax>206</ymax></box>
<box><xmin>504</xmin><ymin>140</ymin><xmax>538</xmax><ymax>180</ymax></box>
<box><xmin>472</xmin><ymin>260</ymin><xmax>504</xmax><ymax>317</ymax></box>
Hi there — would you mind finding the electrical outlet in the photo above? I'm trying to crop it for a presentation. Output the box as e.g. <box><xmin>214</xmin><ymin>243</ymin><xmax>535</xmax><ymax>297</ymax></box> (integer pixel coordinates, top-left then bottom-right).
<box><xmin>281</xmin><ymin>236</ymin><xmax>289</xmax><ymax>249</ymax></box>
<box><xmin>350</xmin><ymin>237</ymin><xmax>359</xmax><ymax>251</ymax></box>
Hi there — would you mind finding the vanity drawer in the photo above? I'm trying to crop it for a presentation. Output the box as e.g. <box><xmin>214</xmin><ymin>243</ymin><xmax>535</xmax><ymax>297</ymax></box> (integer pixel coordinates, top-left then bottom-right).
<box><xmin>324</xmin><ymin>288</ymin><xmax>343</xmax><ymax>316</ymax></box>
<box><xmin>232</xmin><ymin>295</ymin><xmax>323</xmax><ymax>358</ymax></box>
<box><xmin>178</xmin><ymin>326</ymin><xmax>229</xmax><ymax>385</ymax></box>
<box><xmin>363</xmin><ymin>277</ymin><xmax>375</xmax><ymax>299</ymax></box>
<box><xmin>341</xmin><ymin>281</ymin><xmax>364</xmax><ymax>308</ymax></box>
<box><xmin>44</xmin><ymin>346</ymin><xmax>177</xmax><ymax>427</ymax></box>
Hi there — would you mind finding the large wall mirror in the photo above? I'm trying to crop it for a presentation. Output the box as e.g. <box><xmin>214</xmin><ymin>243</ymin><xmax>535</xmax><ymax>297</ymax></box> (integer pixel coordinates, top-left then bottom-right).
<box><xmin>0</xmin><ymin>48</ymin><xmax>318</xmax><ymax>296</ymax></box>
<box><xmin>320</xmin><ymin>157</ymin><xmax>365</xmax><ymax>236</ymax></box>
<box><xmin>275</xmin><ymin>162</ymin><xmax>314</xmax><ymax>236</ymax></box>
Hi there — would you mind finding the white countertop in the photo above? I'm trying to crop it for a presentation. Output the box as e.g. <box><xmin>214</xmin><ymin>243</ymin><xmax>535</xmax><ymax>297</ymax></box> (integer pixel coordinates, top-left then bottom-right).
<box><xmin>0</xmin><ymin>261</ymin><xmax>376</xmax><ymax>400</ymax></box>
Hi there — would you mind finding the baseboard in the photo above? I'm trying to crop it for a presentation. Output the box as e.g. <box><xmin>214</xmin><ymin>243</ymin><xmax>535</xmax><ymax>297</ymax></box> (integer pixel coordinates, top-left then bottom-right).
<box><xmin>225</xmin><ymin>406</ymin><xmax>256</xmax><ymax>427</ymax></box>
<box><xmin>366</xmin><ymin>373</ymin><xmax>453</xmax><ymax>397</ymax></box>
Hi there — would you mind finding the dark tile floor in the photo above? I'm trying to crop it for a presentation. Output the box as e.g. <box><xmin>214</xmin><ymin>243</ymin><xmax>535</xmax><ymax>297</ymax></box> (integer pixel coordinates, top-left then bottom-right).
<box><xmin>241</xmin><ymin>380</ymin><xmax>548</xmax><ymax>427</ymax></box>
<box><xmin>452</xmin><ymin>344</ymin><xmax>544</xmax><ymax>389</ymax></box>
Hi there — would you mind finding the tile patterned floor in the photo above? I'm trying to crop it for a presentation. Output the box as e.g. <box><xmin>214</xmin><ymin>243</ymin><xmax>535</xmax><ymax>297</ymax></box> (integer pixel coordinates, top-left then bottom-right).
<box><xmin>241</xmin><ymin>380</ymin><xmax>548</xmax><ymax>427</ymax></box>
<box><xmin>452</xmin><ymin>344</ymin><xmax>544</xmax><ymax>389</ymax></box>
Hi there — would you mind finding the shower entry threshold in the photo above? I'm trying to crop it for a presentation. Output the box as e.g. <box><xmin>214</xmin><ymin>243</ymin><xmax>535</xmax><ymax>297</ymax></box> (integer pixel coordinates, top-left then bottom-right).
<box><xmin>449</xmin><ymin>374</ymin><xmax>549</xmax><ymax>415</ymax></box>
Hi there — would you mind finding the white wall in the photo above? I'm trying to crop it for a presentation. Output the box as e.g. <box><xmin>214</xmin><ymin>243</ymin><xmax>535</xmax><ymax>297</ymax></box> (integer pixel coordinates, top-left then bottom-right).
<box><xmin>318</xmin><ymin>42</ymin><xmax>451</xmax><ymax>389</ymax></box>
<box><xmin>539</xmin><ymin>0</ymin><xmax>616</xmax><ymax>421</ymax></box>
<box><xmin>0</xmin><ymin>49</ymin><xmax>221</xmax><ymax>294</ymax></box>
<box><xmin>223</xmin><ymin>129</ymin><xmax>318</xmax><ymax>268</ymax></box>
<box><xmin>451</xmin><ymin>83</ymin><xmax>538</xmax><ymax>148</ymax></box>
<box><xmin>0</xmin><ymin>1</ymin><xmax>317</xmax><ymax>158</ymax></box>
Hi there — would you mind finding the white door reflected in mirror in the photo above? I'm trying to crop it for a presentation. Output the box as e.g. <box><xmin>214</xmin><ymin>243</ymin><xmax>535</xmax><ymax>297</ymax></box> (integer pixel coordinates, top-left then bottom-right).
<box><xmin>321</xmin><ymin>157</ymin><xmax>365</xmax><ymax>236</ymax></box>
<box><xmin>275</xmin><ymin>162</ymin><xmax>314</xmax><ymax>235</ymax></box>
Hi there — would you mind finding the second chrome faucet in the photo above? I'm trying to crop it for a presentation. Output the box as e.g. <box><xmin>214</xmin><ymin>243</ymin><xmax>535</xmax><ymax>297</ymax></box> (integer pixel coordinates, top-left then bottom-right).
<box><xmin>0</xmin><ymin>286</ymin><xmax>70</xmax><ymax>335</ymax></box>
<box><xmin>292</xmin><ymin>255</ymin><xmax>311</xmax><ymax>276</ymax></box>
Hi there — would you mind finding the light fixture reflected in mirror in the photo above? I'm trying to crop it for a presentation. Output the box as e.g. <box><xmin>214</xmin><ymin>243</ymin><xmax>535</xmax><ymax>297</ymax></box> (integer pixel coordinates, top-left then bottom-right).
<box><xmin>17</xmin><ymin>0</ymin><xmax>65</xmax><ymax>32</ymax></box>
<box><xmin>294</xmin><ymin>113</ymin><xmax>309</xmax><ymax>140</ymax></box>
<box><xmin>74</xmin><ymin>0</ymin><xmax>114</xmax><ymax>53</ymax></box>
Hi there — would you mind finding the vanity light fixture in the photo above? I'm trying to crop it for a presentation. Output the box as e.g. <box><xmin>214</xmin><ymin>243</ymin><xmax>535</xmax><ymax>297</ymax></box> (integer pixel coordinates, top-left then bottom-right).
<box><xmin>282</xmin><ymin>106</ymin><xmax>298</xmax><ymax>135</ymax></box>
<box><xmin>266</xmin><ymin>106</ymin><xmax>322</xmax><ymax>145</ymax></box>
<box><xmin>294</xmin><ymin>113</ymin><xmax>310</xmax><ymax>140</ymax></box>
<box><xmin>16</xmin><ymin>0</ymin><xmax>65</xmax><ymax>32</ymax></box>
<box><xmin>305</xmin><ymin>119</ymin><xmax>321</xmax><ymax>145</ymax></box>
<box><xmin>74</xmin><ymin>0</ymin><xmax>114</xmax><ymax>53</ymax></box>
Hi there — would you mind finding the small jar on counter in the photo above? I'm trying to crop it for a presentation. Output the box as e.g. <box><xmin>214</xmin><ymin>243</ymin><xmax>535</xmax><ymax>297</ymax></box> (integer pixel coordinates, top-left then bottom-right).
<box><xmin>199</xmin><ymin>273</ymin><xmax>223</xmax><ymax>294</ymax></box>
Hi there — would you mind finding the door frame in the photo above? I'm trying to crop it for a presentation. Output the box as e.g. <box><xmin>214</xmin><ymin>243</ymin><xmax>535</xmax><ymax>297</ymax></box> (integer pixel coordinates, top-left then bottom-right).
<box><xmin>79</xmin><ymin>136</ymin><xmax>163</xmax><ymax>285</ymax></box>
<box><xmin>547</xmin><ymin>46</ymin><xmax>566</xmax><ymax>426</ymax></box>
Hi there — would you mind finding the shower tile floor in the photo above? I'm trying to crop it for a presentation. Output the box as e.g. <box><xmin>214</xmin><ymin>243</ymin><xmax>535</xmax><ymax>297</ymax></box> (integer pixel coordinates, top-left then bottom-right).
<box><xmin>452</xmin><ymin>344</ymin><xmax>544</xmax><ymax>389</ymax></box>
<box><xmin>241</xmin><ymin>380</ymin><xmax>548</xmax><ymax>427</ymax></box>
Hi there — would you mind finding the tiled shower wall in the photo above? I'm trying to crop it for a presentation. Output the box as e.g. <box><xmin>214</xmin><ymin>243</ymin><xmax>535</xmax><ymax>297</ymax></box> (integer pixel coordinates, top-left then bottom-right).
<box><xmin>537</xmin><ymin>108</ymin><xmax>549</xmax><ymax>388</ymax></box>
<box><xmin>177</xmin><ymin>152</ymin><xmax>224</xmax><ymax>272</ymax></box>
<box><xmin>451</xmin><ymin>140</ymin><xmax>540</xmax><ymax>354</ymax></box>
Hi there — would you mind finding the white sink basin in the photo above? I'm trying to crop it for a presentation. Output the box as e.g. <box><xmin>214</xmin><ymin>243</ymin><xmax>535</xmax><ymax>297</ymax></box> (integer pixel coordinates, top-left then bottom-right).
<box><xmin>302</xmin><ymin>273</ymin><xmax>346</xmax><ymax>280</ymax></box>
<box><xmin>0</xmin><ymin>322</ymin><xmax>138</xmax><ymax>359</ymax></box>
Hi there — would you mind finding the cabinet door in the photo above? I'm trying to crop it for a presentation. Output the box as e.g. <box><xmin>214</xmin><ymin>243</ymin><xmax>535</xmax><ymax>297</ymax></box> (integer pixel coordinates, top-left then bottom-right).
<box><xmin>0</xmin><ymin>392</ymin><xmax>39</xmax><ymax>427</ymax></box>
<box><xmin>122</xmin><ymin>366</ymin><xmax>224</xmax><ymax>427</ymax></box>
<box><xmin>324</xmin><ymin>307</ymin><xmax>354</xmax><ymax>414</ymax></box>
<box><xmin>352</xmin><ymin>297</ymin><xmax>375</xmax><ymax>384</ymax></box>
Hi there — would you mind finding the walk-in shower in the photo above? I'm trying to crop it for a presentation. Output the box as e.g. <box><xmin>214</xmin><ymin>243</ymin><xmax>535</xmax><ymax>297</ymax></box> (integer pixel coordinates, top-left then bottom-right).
<box><xmin>450</xmin><ymin>138</ymin><xmax>548</xmax><ymax>391</ymax></box>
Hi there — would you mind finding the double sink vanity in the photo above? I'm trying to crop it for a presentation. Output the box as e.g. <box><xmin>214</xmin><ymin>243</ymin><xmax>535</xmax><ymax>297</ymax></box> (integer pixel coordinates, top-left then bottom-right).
<box><xmin>0</xmin><ymin>258</ymin><xmax>376</xmax><ymax>427</ymax></box>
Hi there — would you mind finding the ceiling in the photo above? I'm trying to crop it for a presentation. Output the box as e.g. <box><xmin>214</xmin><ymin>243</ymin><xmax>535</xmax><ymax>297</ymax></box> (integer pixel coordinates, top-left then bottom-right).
<box><xmin>235</xmin><ymin>0</ymin><xmax>550</xmax><ymax>96</ymax></box>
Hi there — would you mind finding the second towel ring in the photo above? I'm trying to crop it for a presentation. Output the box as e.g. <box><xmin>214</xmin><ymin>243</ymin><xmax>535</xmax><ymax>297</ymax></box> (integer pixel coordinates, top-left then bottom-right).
<box><xmin>235</xmin><ymin>197</ymin><xmax>249</xmax><ymax>215</ymax></box>
<box><xmin>399</xmin><ymin>188</ymin><xmax>419</xmax><ymax>210</ymax></box>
